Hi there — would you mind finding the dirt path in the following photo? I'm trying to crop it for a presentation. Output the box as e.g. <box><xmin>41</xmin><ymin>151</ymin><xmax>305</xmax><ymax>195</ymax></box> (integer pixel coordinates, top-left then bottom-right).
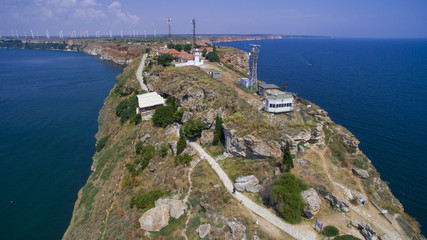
<box><xmin>189</xmin><ymin>141</ymin><xmax>317</xmax><ymax>240</ymax></box>
<box><xmin>136</xmin><ymin>54</ymin><xmax>149</xmax><ymax>91</ymax></box>
<box><xmin>182</xmin><ymin>158</ymin><xmax>201</xmax><ymax>240</ymax></box>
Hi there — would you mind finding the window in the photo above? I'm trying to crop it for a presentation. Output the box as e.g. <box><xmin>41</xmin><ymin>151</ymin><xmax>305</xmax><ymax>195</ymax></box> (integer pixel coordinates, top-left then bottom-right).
<box><xmin>270</xmin><ymin>104</ymin><xmax>273</xmax><ymax>108</ymax></box>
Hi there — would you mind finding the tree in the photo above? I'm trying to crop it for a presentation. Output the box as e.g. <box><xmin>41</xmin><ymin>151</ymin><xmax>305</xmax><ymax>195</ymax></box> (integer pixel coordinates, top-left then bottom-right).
<box><xmin>282</xmin><ymin>140</ymin><xmax>294</xmax><ymax>172</ymax></box>
<box><xmin>183</xmin><ymin>119</ymin><xmax>206</xmax><ymax>139</ymax></box>
<box><xmin>184</xmin><ymin>44</ymin><xmax>192</xmax><ymax>52</ymax></box>
<box><xmin>213</xmin><ymin>45</ymin><xmax>217</xmax><ymax>53</ymax></box>
<box><xmin>157</xmin><ymin>54</ymin><xmax>173</xmax><ymax>66</ymax></box>
<box><xmin>205</xmin><ymin>52</ymin><xmax>220</xmax><ymax>62</ymax></box>
<box><xmin>152</xmin><ymin>105</ymin><xmax>175</xmax><ymax>127</ymax></box>
<box><xmin>177</xmin><ymin>128</ymin><xmax>186</xmax><ymax>155</ymax></box>
<box><xmin>202</xmin><ymin>48</ymin><xmax>207</xmax><ymax>57</ymax></box>
<box><xmin>213</xmin><ymin>115</ymin><xmax>224</xmax><ymax>145</ymax></box>
<box><xmin>145</xmin><ymin>48</ymin><xmax>151</xmax><ymax>53</ymax></box>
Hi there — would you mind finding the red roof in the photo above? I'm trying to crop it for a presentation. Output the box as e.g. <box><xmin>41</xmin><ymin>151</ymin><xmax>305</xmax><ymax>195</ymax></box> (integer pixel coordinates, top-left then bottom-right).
<box><xmin>199</xmin><ymin>43</ymin><xmax>208</xmax><ymax>47</ymax></box>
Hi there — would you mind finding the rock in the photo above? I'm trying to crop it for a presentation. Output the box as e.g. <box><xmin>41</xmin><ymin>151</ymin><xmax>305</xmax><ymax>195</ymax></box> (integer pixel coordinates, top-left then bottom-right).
<box><xmin>228</xmin><ymin>219</ymin><xmax>246</xmax><ymax>240</ymax></box>
<box><xmin>168</xmin><ymin>141</ymin><xmax>177</xmax><ymax>155</ymax></box>
<box><xmin>274</xmin><ymin>167</ymin><xmax>281</xmax><ymax>176</ymax></box>
<box><xmin>202</xmin><ymin>109</ymin><xmax>217</xmax><ymax>128</ymax></box>
<box><xmin>181</xmin><ymin>111</ymin><xmax>193</xmax><ymax>123</ymax></box>
<box><xmin>292</xmin><ymin>131</ymin><xmax>311</xmax><ymax>142</ymax></box>
<box><xmin>140</xmin><ymin>134</ymin><xmax>151</xmax><ymax>144</ymax></box>
<box><xmin>196</xmin><ymin>224</ymin><xmax>211</xmax><ymax>239</ymax></box>
<box><xmin>325</xmin><ymin>193</ymin><xmax>349</xmax><ymax>212</ymax></box>
<box><xmin>213</xmin><ymin>184</ymin><xmax>220</xmax><ymax>188</ymax></box>
<box><xmin>295</xmin><ymin>158</ymin><xmax>307</xmax><ymax>166</ymax></box>
<box><xmin>178</xmin><ymin>87</ymin><xmax>206</xmax><ymax>112</ymax></box>
<box><xmin>352</xmin><ymin>168</ymin><xmax>369</xmax><ymax>179</ymax></box>
<box><xmin>298</xmin><ymin>145</ymin><xmax>305</xmax><ymax>154</ymax></box>
<box><xmin>139</xmin><ymin>204</ymin><xmax>170</xmax><ymax>232</ymax></box>
<box><xmin>301</xmin><ymin>188</ymin><xmax>321</xmax><ymax>217</ymax></box>
<box><xmin>234</xmin><ymin>175</ymin><xmax>260</xmax><ymax>193</ymax></box>
<box><xmin>200</xmin><ymin>130</ymin><xmax>214</xmax><ymax>145</ymax></box>
<box><xmin>155</xmin><ymin>198</ymin><xmax>187</xmax><ymax>219</ymax></box>
<box><xmin>224</xmin><ymin>126</ymin><xmax>281</xmax><ymax>159</ymax></box>
<box><xmin>183</xmin><ymin>144</ymin><xmax>197</xmax><ymax>156</ymax></box>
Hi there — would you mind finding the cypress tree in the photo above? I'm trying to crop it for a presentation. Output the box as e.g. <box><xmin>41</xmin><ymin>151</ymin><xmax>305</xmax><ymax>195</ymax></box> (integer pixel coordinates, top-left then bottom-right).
<box><xmin>213</xmin><ymin>115</ymin><xmax>223</xmax><ymax>145</ymax></box>
<box><xmin>177</xmin><ymin>128</ymin><xmax>186</xmax><ymax>155</ymax></box>
<box><xmin>283</xmin><ymin>140</ymin><xmax>294</xmax><ymax>172</ymax></box>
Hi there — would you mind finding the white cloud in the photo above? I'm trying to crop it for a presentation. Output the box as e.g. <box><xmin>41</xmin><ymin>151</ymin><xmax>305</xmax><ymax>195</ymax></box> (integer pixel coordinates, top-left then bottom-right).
<box><xmin>108</xmin><ymin>1</ymin><xmax>139</xmax><ymax>23</ymax></box>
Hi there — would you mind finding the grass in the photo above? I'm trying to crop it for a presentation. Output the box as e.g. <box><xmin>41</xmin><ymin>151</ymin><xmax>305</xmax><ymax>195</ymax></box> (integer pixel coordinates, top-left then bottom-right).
<box><xmin>220</xmin><ymin>157</ymin><xmax>275</xmax><ymax>182</ymax></box>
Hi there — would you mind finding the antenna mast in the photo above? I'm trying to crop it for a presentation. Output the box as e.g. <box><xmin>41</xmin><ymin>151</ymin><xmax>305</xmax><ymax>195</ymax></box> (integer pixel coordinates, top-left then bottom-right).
<box><xmin>191</xmin><ymin>18</ymin><xmax>196</xmax><ymax>48</ymax></box>
<box><xmin>249</xmin><ymin>44</ymin><xmax>260</xmax><ymax>89</ymax></box>
<box><xmin>167</xmin><ymin>17</ymin><xmax>172</xmax><ymax>45</ymax></box>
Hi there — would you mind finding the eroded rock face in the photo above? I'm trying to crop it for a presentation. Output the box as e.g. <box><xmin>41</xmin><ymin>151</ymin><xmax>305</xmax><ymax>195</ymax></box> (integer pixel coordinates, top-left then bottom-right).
<box><xmin>352</xmin><ymin>168</ymin><xmax>369</xmax><ymax>179</ymax></box>
<box><xmin>301</xmin><ymin>188</ymin><xmax>321</xmax><ymax>218</ymax></box>
<box><xmin>178</xmin><ymin>87</ymin><xmax>206</xmax><ymax>112</ymax></box>
<box><xmin>200</xmin><ymin>130</ymin><xmax>214</xmax><ymax>145</ymax></box>
<box><xmin>228</xmin><ymin>219</ymin><xmax>246</xmax><ymax>240</ymax></box>
<box><xmin>168</xmin><ymin>141</ymin><xmax>177</xmax><ymax>155</ymax></box>
<box><xmin>196</xmin><ymin>224</ymin><xmax>211</xmax><ymax>239</ymax></box>
<box><xmin>181</xmin><ymin>111</ymin><xmax>193</xmax><ymax>123</ymax></box>
<box><xmin>234</xmin><ymin>175</ymin><xmax>260</xmax><ymax>193</ymax></box>
<box><xmin>155</xmin><ymin>198</ymin><xmax>187</xmax><ymax>219</ymax></box>
<box><xmin>224</xmin><ymin>127</ymin><xmax>281</xmax><ymax>159</ymax></box>
<box><xmin>139</xmin><ymin>204</ymin><xmax>170</xmax><ymax>232</ymax></box>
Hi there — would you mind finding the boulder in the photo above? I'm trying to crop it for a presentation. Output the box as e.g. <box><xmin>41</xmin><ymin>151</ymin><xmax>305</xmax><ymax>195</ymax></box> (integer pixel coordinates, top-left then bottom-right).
<box><xmin>234</xmin><ymin>175</ymin><xmax>260</xmax><ymax>193</ymax></box>
<box><xmin>178</xmin><ymin>87</ymin><xmax>206</xmax><ymax>112</ymax></box>
<box><xmin>352</xmin><ymin>168</ymin><xmax>369</xmax><ymax>179</ymax></box>
<box><xmin>196</xmin><ymin>224</ymin><xmax>211</xmax><ymax>239</ymax></box>
<box><xmin>292</xmin><ymin>131</ymin><xmax>311</xmax><ymax>142</ymax></box>
<box><xmin>301</xmin><ymin>188</ymin><xmax>321</xmax><ymax>217</ymax></box>
<box><xmin>181</xmin><ymin>111</ymin><xmax>193</xmax><ymax>123</ymax></box>
<box><xmin>140</xmin><ymin>134</ymin><xmax>151</xmax><ymax>144</ymax></box>
<box><xmin>325</xmin><ymin>193</ymin><xmax>349</xmax><ymax>212</ymax></box>
<box><xmin>168</xmin><ymin>141</ymin><xmax>177</xmax><ymax>155</ymax></box>
<box><xmin>155</xmin><ymin>198</ymin><xmax>187</xmax><ymax>219</ymax></box>
<box><xmin>200</xmin><ymin>130</ymin><xmax>214</xmax><ymax>145</ymax></box>
<box><xmin>298</xmin><ymin>145</ymin><xmax>305</xmax><ymax>154</ymax></box>
<box><xmin>228</xmin><ymin>219</ymin><xmax>246</xmax><ymax>240</ymax></box>
<box><xmin>202</xmin><ymin>109</ymin><xmax>217</xmax><ymax>129</ymax></box>
<box><xmin>139</xmin><ymin>204</ymin><xmax>170</xmax><ymax>232</ymax></box>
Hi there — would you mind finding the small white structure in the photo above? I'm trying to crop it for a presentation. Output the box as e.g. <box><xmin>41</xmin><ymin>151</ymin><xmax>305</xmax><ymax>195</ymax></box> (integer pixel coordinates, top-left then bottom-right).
<box><xmin>136</xmin><ymin>92</ymin><xmax>166</xmax><ymax>120</ymax></box>
<box><xmin>258</xmin><ymin>84</ymin><xmax>280</xmax><ymax>96</ymax></box>
<box><xmin>240</xmin><ymin>78</ymin><xmax>256</xmax><ymax>88</ymax></box>
<box><xmin>264</xmin><ymin>93</ymin><xmax>295</xmax><ymax>113</ymax></box>
<box><xmin>175</xmin><ymin>49</ymin><xmax>204</xmax><ymax>67</ymax></box>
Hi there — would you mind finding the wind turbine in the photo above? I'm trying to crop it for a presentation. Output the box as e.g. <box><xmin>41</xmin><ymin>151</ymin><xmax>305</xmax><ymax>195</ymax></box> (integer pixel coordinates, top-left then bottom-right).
<box><xmin>46</xmin><ymin>30</ymin><xmax>50</xmax><ymax>39</ymax></box>
<box><xmin>109</xmin><ymin>30</ymin><xmax>112</xmax><ymax>38</ymax></box>
<box><xmin>24</xmin><ymin>31</ymin><xmax>27</xmax><ymax>38</ymax></box>
<box><xmin>120</xmin><ymin>30</ymin><xmax>123</xmax><ymax>38</ymax></box>
<box><xmin>30</xmin><ymin>29</ymin><xmax>34</xmax><ymax>38</ymax></box>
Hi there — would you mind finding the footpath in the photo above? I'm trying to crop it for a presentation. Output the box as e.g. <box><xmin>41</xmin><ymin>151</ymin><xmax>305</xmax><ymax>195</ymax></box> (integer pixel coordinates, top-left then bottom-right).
<box><xmin>189</xmin><ymin>142</ymin><xmax>317</xmax><ymax>240</ymax></box>
<box><xmin>136</xmin><ymin>54</ymin><xmax>149</xmax><ymax>91</ymax></box>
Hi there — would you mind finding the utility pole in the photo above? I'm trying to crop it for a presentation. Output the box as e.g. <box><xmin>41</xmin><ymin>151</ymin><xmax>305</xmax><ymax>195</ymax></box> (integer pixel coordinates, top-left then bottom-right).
<box><xmin>191</xmin><ymin>18</ymin><xmax>196</xmax><ymax>48</ymax></box>
<box><xmin>249</xmin><ymin>44</ymin><xmax>260</xmax><ymax>90</ymax></box>
<box><xmin>167</xmin><ymin>17</ymin><xmax>172</xmax><ymax>45</ymax></box>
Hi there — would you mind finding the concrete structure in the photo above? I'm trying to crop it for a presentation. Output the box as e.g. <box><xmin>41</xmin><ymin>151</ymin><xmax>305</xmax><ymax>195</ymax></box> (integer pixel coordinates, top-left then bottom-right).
<box><xmin>264</xmin><ymin>92</ymin><xmax>295</xmax><ymax>113</ymax></box>
<box><xmin>258</xmin><ymin>84</ymin><xmax>279</xmax><ymax>96</ymax></box>
<box><xmin>136</xmin><ymin>92</ymin><xmax>166</xmax><ymax>120</ymax></box>
<box><xmin>209</xmin><ymin>72</ymin><xmax>222</xmax><ymax>78</ymax></box>
<box><xmin>175</xmin><ymin>49</ymin><xmax>204</xmax><ymax>67</ymax></box>
<box><xmin>240</xmin><ymin>78</ymin><xmax>256</xmax><ymax>88</ymax></box>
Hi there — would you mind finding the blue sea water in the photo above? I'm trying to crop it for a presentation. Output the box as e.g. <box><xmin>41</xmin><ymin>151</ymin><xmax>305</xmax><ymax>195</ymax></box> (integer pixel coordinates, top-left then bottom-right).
<box><xmin>218</xmin><ymin>38</ymin><xmax>427</xmax><ymax>234</ymax></box>
<box><xmin>0</xmin><ymin>49</ymin><xmax>122</xmax><ymax>239</ymax></box>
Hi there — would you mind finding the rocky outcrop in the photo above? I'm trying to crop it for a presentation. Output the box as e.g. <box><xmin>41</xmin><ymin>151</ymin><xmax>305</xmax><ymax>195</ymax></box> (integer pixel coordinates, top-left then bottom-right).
<box><xmin>139</xmin><ymin>204</ymin><xmax>170</xmax><ymax>232</ymax></box>
<box><xmin>227</xmin><ymin>218</ymin><xmax>246</xmax><ymax>240</ymax></box>
<box><xmin>196</xmin><ymin>224</ymin><xmax>211</xmax><ymax>239</ymax></box>
<box><xmin>155</xmin><ymin>198</ymin><xmax>187</xmax><ymax>219</ymax></box>
<box><xmin>178</xmin><ymin>87</ymin><xmax>206</xmax><ymax>112</ymax></box>
<box><xmin>224</xmin><ymin>127</ymin><xmax>281</xmax><ymax>159</ymax></box>
<box><xmin>168</xmin><ymin>141</ymin><xmax>177</xmax><ymax>155</ymax></box>
<box><xmin>217</xmin><ymin>47</ymin><xmax>250</xmax><ymax>74</ymax></box>
<box><xmin>352</xmin><ymin>168</ymin><xmax>369</xmax><ymax>179</ymax></box>
<box><xmin>301</xmin><ymin>188</ymin><xmax>321</xmax><ymax>218</ymax></box>
<box><xmin>234</xmin><ymin>175</ymin><xmax>260</xmax><ymax>193</ymax></box>
<box><xmin>200</xmin><ymin>130</ymin><xmax>214</xmax><ymax>145</ymax></box>
<box><xmin>324</xmin><ymin>193</ymin><xmax>349</xmax><ymax>212</ymax></box>
<box><xmin>351</xmin><ymin>219</ymin><xmax>377</xmax><ymax>240</ymax></box>
<box><xmin>181</xmin><ymin>111</ymin><xmax>193</xmax><ymax>123</ymax></box>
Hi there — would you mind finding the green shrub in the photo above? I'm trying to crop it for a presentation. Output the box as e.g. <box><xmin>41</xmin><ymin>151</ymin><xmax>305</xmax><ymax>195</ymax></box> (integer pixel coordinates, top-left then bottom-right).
<box><xmin>96</xmin><ymin>135</ymin><xmax>109</xmax><ymax>152</ymax></box>
<box><xmin>173</xmin><ymin>107</ymin><xmax>188</xmax><ymax>122</ymax></box>
<box><xmin>130</xmin><ymin>113</ymin><xmax>141</xmax><ymax>125</ymax></box>
<box><xmin>158</xmin><ymin>54</ymin><xmax>173</xmax><ymax>66</ymax></box>
<box><xmin>183</xmin><ymin>119</ymin><xmax>206</xmax><ymax>139</ymax></box>
<box><xmin>135</xmin><ymin>141</ymin><xmax>143</xmax><ymax>154</ymax></box>
<box><xmin>213</xmin><ymin>115</ymin><xmax>224</xmax><ymax>145</ymax></box>
<box><xmin>323</xmin><ymin>225</ymin><xmax>340</xmax><ymax>237</ymax></box>
<box><xmin>282</xmin><ymin>140</ymin><xmax>294</xmax><ymax>172</ymax></box>
<box><xmin>160</xmin><ymin>144</ymin><xmax>169</xmax><ymax>157</ymax></box>
<box><xmin>152</xmin><ymin>105</ymin><xmax>175</xmax><ymax>127</ymax></box>
<box><xmin>334</xmin><ymin>235</ymin><xmax>361</xmax><ymax>240</ymax></box>
<box><xmin>115</xmin><ymin>95</ymin><xmax>139</xmax><ymax>123</ymax></box>
<box><xmin>175</xmin><ymin>153</ymin><xmax>192</xmax><ymax>166</ymax></box>
<box><xmin>158</xmin><ymin>217</ymin><xmax>180</xmax><ymax>236</ymax></box>
<box><xmin>261</xmin><ymin>173</ymin><xmax>308</xmax><ymax>224</ymax></box>
<box><xmin>130</xmin><ymin>190</ymin><xmax>164</xmax><ymax>211</ymax></box>
<box><xmin>177</xmin><ymin>128</ymin><xmax>187</xmax><ymax>155</ymax></box>
<box><xmin>205</xmin><ymin>52</ymin><xmax>220</xmax><ymax>62</ymax></box>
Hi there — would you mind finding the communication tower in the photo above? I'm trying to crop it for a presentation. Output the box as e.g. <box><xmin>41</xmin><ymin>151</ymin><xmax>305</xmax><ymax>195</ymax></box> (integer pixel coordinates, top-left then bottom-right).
<box><xmin>191</xmin><ymin>18</ymin><xmax>196</xmax><ymax>48</ymax></box>
<box><xmin>249</xmin><ymin>44</ymin><xmax>260</xmax><ymax>89</ymax></box>
<box><xmin>167</xmin><ymin>17</ymin><xmax>172</xmax><ymax>45</ymax></box>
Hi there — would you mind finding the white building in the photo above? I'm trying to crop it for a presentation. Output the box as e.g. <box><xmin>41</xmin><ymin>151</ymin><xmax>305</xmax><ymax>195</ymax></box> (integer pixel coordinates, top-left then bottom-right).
<box><xmin>264</xmin><ymin>92</ymin><xmax>295</xmax><ymax>113</ymax></box>
<box><xmin>136</xmin><ymin>92</ymin><xmax>166</xmax><ymax>120</ymax></box>
<box><xmin>240</xmin><ymin>78</ymin><xmax>256</xmax><ymax>88</ymax></box>
<box><xmin>174</xmin><ymin>49</ymin><xmax>204</xmax><ymax>67</ymax></box>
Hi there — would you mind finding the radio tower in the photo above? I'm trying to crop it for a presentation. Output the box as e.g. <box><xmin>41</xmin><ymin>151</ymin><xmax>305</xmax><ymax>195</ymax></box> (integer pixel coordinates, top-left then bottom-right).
<box><xmin>167</xmin><ymin>17</ymin><xmax>172</xmax><ymax>45</ymax></box>
<box><xmin>249</xmin><ymin>44</ymin><xmax>260</xmax><ymax>89</ymax></box>
<box><xmin>191</xmin><ymin>18</ymin><xmax>196</xmax><ymax>48</ymax></box>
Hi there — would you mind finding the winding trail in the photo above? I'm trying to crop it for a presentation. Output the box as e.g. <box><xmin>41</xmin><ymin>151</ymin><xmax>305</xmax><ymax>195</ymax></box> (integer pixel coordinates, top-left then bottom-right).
<box><xmin>189</xmin><ymin>142</ymin><xmax>317</xmax><ymax>240</ymax></box>
<box><xmin>136</xmin><ymin>54</ymin><xmax>149</xmax><ymax>91</ymax></box>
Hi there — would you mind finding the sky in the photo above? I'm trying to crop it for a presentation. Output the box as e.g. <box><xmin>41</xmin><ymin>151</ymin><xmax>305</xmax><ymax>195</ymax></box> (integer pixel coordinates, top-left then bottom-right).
<box><xmin>0</xmin><ymin>0</ymin><xmax>426</xmax><ymax>38</ymax></box>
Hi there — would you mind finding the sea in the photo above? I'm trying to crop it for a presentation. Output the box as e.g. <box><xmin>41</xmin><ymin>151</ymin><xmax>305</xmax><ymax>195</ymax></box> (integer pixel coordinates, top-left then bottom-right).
<box><xmin>0</xmin><ymin>49</ymin><xmax>122</xmax><ymax>239</ymax></box>
<box><xmin>217</xmin><ymin>38</ymin><xmax>427</xmax><ymax>234</ymax></box>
